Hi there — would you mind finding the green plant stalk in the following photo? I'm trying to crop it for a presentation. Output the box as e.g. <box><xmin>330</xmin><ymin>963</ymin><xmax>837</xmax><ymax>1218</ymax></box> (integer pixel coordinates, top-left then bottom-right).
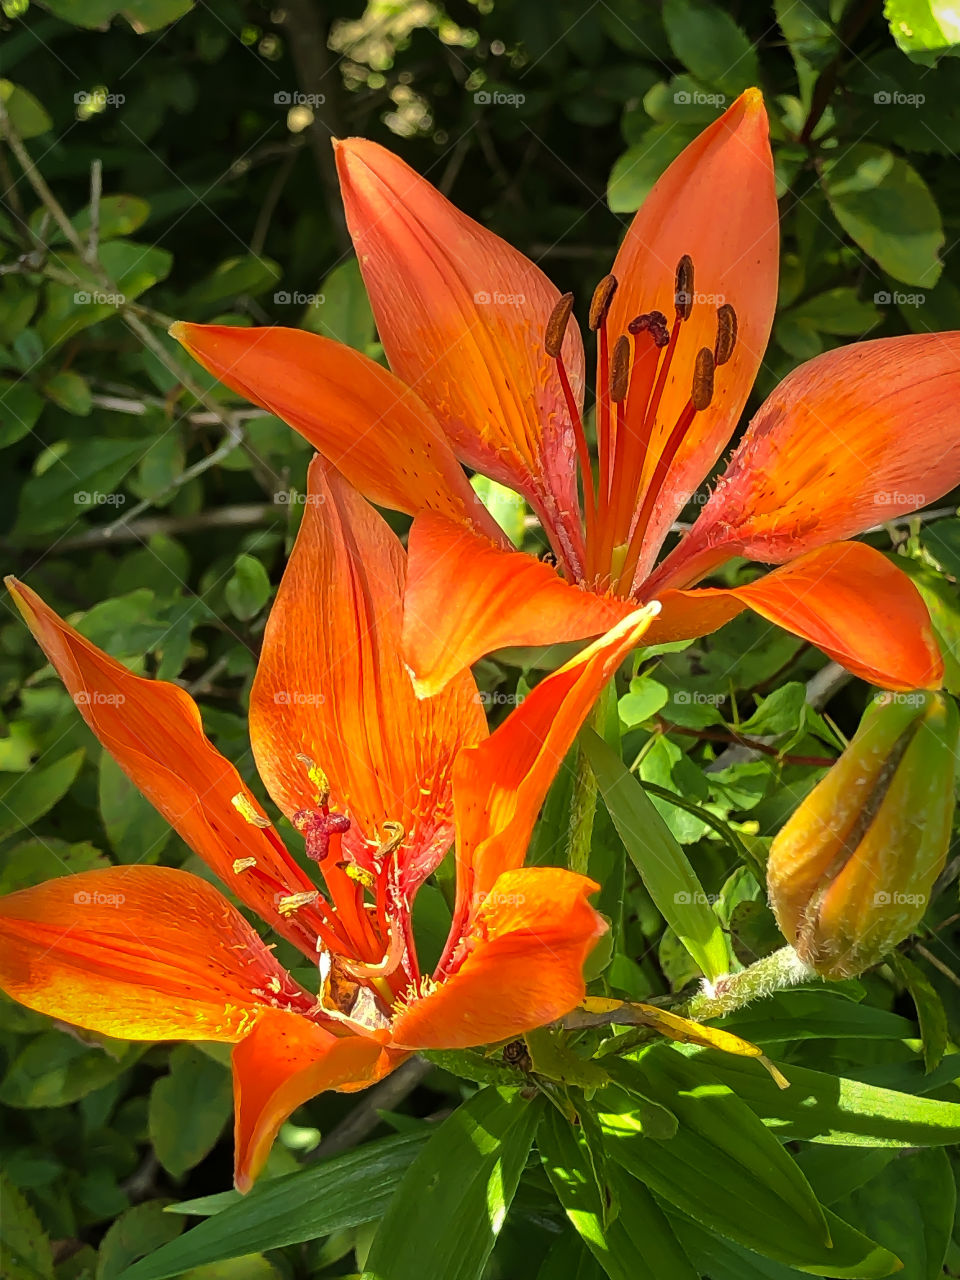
<box><xmin>682</xmin><ymin>945</ymin><xmax>814</xmax><ymax>1022</ymax></box>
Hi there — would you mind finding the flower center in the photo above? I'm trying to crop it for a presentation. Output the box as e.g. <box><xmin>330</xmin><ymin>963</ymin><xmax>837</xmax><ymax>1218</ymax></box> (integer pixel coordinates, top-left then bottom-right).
<box><xmin>545</xmin><ymin>257</ymin><xmax>738</xmax><ymax>595</ymax></box>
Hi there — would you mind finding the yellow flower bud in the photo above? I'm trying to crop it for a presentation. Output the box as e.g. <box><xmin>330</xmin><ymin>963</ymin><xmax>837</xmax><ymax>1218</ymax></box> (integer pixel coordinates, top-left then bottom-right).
<box><xmin>767</xmin><ymin>690</ymin><xmax>959</xmax><ymax>979</ymax></box>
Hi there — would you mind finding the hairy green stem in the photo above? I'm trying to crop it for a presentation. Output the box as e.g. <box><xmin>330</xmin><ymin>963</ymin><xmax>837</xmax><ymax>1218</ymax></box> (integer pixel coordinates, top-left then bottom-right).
<box><xmin>682</xmin><ymin>945</ymin><xmax>814</xmax><ymax>1022</ymax></box>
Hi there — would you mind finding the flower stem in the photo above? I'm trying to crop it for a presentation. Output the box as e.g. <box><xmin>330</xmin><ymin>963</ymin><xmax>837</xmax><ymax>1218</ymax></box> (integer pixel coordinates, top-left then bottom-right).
<box><xmin>567</xmin><ymin>705</ymin><xmax>603</xmax><ymax>876</ymax></box>
<box><xmin>682</xmin><ymin>945</ymin><xmax>814</xmax><ymax>1022</ymax></box>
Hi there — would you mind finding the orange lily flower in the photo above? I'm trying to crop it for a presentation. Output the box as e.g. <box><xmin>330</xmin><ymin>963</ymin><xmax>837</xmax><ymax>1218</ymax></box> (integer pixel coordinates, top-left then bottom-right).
<box><xmin>170</xmin><ymin>89</ymin><xmax>958</xmax><ymax>696</ymax></box>
<box><xmin>0</xmin><ymin>459</ymin><xmax>658</xmax><ymax>1191</ymax></box>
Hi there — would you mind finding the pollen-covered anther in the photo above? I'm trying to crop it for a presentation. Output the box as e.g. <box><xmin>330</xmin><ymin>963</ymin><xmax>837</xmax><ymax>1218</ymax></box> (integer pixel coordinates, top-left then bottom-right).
<box><xmin>277</xmin><ymin>890</ymin><xmax>320</xmax><ymax>917</ymax></box>
<box><xmin>340</xmin><ymin>861</ymin><xmax>376</xmax><ymax>889</ymax></box>
<box><xmin>545</xmin><ymin>292</ymin><xmax>575</xmax><ymax>358</ymax></box>
<box><xmin>692</xmin><ymin>348</ymin><xmax>715</xmax><ymax>411</ymax></box>
<box><xmin>627</xmin><ymin>310</ymin><xmax>670</xmax><ymax>346</ymax></box>
<box><xmin>714</xmin><ymin>303</ymin><xmax>738</xmax><ymax>366</ymax></box>
<box><xmin>610</xmin><ymin>335</ymin><xmax>630</xmax><ymax>404</ymax></box>
<box><xmin>296</xmin><ymin>752</ymin><xmax>330</xmax><ymax>806</ymax></box>
<box><xmin>675</xmin><ymin>254</ymin><xmax>695</xmax><ymax>320</ymax></box>
<box><xmin>589</xmin><ymin>273</ymin><xmax>618</xmax><ymax>331</ymax></box>
<box><xmin>231</xmin><ymin>792</ymin><xmax>271</xmax><ymax>827</ymax></box>
<box><xmin>232</xmin><ymin>856</ymin><xmax>257</xmax><ymax>874</ymax></box>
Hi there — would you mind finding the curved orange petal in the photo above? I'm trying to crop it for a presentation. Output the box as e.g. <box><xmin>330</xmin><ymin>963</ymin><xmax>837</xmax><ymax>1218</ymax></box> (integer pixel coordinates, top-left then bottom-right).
<box><xmin>250</xmin><ymin>458</ymin><xmax>487</xmax><ymax>892</ymax></box>
<box><xmin>5</xmin><ymin>578</ymin><xmax>319</xmax><ymax>956</ymax></box>
<box><xmin>648</xmin><ymin>542</ymin><xmax>943</xmax><ymax>691</ymax></box>
<box><xmin>659</xmin><ymin>332</ymin><xmax>960</xmax><ymax>576</ymax></box>
<box><xmin>334</xmin><ymin>138</ymin><xmax>585</xmax><ymax>566</ymax></box>
<box><xmin>607</xmin><ymin>89</ymin><xmax>779</xmax><ymax>579</ymax></box>
<box><xmin>0</xmin><ymin>866</ymin><xmax>311</xmax><ymax>1041</ymax></box>
<box><xmin>451</xmin><ymin>605</ymin><xmax>660</xmax><ymax>922</ymax></box>
<box><xmin>390</xmin><ymin>867</ymin><xmax>604</xmax><ymax>1050</ymax></box>
<box><xmin>403</xmin><ymin>512</ymin><xmax>638</xmax><ymax>695</ymax></box>
<box><xmin>170</xmin><ymin>322</ymin><xmax>501</xmax><ymax>540</ymax></box>
<box><xmin>233</xmin><ymin>1008</ymin><xmax>395</xmax><ymax>1191</ymax></box>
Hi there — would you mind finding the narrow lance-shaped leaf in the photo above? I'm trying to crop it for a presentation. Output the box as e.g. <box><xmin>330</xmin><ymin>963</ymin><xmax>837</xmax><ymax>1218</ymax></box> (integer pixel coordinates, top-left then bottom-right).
<box><xmin>582</xmin><ymin>731</ymin><xmax>730</xmax><ymax>981</ymax></box>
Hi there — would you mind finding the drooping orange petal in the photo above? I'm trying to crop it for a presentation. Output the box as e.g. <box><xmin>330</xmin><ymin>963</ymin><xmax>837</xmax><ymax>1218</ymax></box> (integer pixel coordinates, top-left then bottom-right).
<box><xmin>657</xmin><ymin>332</ymin><xmax>960</xmax><ymax>578</ymax></box>
<box><xmin>250</xmin><ymin>458</ymin><xmax>487</xmax><ymax>892</ymax></box>
<box><xmin>334</xmin><ymin>138</ymin><xmax>586</xmax><ymax>568</ymax></box>
<box><xmin>451</xmin><ymin>605</ymin><xmax>660</xmax><ymax>921</ymax></box>
<box><xmin>5</xmin><ymin>578</ymin><xmax>319</xmax><ymax>957</ymax></box>
<box><xmin>233</xmin><ymin>1008</ymin><xmax>395</xmax><ymax>1191</ymax></box>
<box><xmin>646</xmin><ymin>542</ymin><xmax>943</xmax><ymax>691</ymax></box>
<box><xmin>390</xmin><ymin>868</ymin><xmax>604</xmax><ymax>1050</ymax></box>
<box><xmin>0</xmin><ymin>866</ymin><xmax>312</xmax><ymax>1041</ymax></box>
<box><xmin>403</xmin><ymin>512</ymin><xmax>638</xmax><ymax>695</ymax></box>
<box><xmin>607</xmin><ymin>88</ymin><xmax>779</xmax><ymax>579</ymax></box>
<box><xmin>170</xmin><ymin>322</ymin><xmax>501</xmax><ymax>540</ymax></box>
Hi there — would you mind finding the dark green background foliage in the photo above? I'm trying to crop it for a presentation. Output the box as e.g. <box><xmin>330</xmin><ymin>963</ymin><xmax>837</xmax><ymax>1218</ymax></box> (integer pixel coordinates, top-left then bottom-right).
<box><xmin>2</xmin><ymin>0</ymin><xmax>960</xmax><ymax>1277</ymax></box>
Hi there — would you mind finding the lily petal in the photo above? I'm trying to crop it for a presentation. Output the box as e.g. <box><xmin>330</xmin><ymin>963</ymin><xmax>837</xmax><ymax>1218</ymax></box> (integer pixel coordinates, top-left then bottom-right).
<box><xmin>5</xmin><ymin>578</ymin><xmax>319</xmax><ymax>955</ymax></box>
<box><xmin>233</xmin><ymin>1008</ymin><xmax>394</xmax><ymax>1191</ymax></box>
<box><xmin>170</xmin><ymin>322</ymin><xmax>501</xmax><ymax>539</ymax></box>
<box><xmin>608</xmin><ymin>88</ymin><xmax>779</xmax><ymax>577</ymax></box>
<box><xmin>403</xmin><ymin>512</ymin><xmax>637</xmax><ymax>695</ymax></box>
<box><xmin>0</xmin><ymin>866</ymin><xmax>310</xmax><ymax>1041</ymax></box>
<box><xmin>250</xmin><ymin>458</ymin><xmax>487</xmax><ymax>891</ymax></box>
<box><xmin>390</xmin><ymin>867</ymin><xmax>604</xmax><ymax>1050</ymax></box>
<box><xmin>648</xmin><ymin>542</ymin><xmax>943</xmax><ymax>691</ymax></box>
<box><xmin>661</xmin><ymin>332</ymin><xmax>960</xmax><ymax>574</ymax></box>
<box><xmin>334</xmin><ymin>138</ymin><xmax>586</xmax><ymax>565</ymax></box>
<box><xmin>452</xmin><ymin>604</ymin><xmax>661</xmax><ymax>921</ymax></box>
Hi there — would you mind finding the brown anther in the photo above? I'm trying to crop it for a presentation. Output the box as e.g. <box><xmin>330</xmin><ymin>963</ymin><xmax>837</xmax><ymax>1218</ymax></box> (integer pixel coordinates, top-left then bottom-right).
<box><xmin>545</xmin><ymin>292</ymin><xmax>575</xmax><ymax>357</ymax></box>
<box><xmin>627</xmin><ymin>310</ymin><xmax>670</xmax><ymax>347</ymax></box>
<box><xmin>675</xmin><ymin>255</ymin><xmax>695</xmax><ymax>320</ymax></box>
<box><xmin>588</xmin><ymin>273</ymin><xmax>618</xmax><ymax>331</ymax></box>
<box><xmin>692</xmin><ymin>348</ymin><xmax>715</xmax><ymax>411</ymax></box>
<box><xmin>610</xmin><ymin>334</ymin><xmax>631</xmax><ymax>403</ymax></box>
<box><xmin>714</xmin><ymin>303</ymin><xmax>738</xmax><ymax>366</ymax></box>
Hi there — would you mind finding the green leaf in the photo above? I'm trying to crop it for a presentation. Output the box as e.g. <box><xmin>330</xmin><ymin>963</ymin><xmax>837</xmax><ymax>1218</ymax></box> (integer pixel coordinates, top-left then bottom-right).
<box><xmin>16</xmin><ymin>439</ymin><xmax>144</xmax><ymax>536</ymax></box>
<box><xmin>700</xmin><ymin>1051</ymin><xmax>960</xmax><ymax>1146</ymax></box>
<box><xmin>0</xmin><ymin>1031</ymin><xmax>144</xmax><ymax>1108</ymax></box>
<box><xmin>0</xmin><ymin>81</ymin><xmax>52</xmax><ymax>139</ymax></box>
<box><xmin>607</xmin><ymin>125</ymin><xmax>700</xmax><ymax>213</ymax></box>
<box><xmin>662</xmin><ymin>0</ymin><xmax>759</xmax><ymax>92</ymax></box>
<box><xmin>0</xmin><ymin>837</ymin><xmax>108</xmax><ymax>892</ymax></box>
<box><xmin>149</xmin><ymin>1047</ymin><xmax>233</xmax><ymax>1178</ymax></box>
<box><xmin>471</xmin><ymin>474</ymin><xmax>527</xmax><ymax>546</ymax></box>
<box><xmin>583</xmin><ymin>731</ymin><xmax>729</xmax><ymax>981</ymax></box>
<box><xmin>0</xmin><ymin>378</ymin><xmax>45</xmax><ymax>447</ymax></box>
<box><xmin>821</xmin><ymin>143</ymin><xmax>944</xmax><ymax>286</ymax></box>
<box><xmin>716</xmin><ymin>988</ymin><xmax>916</xmax><ymax>1043</ymax></box>
<box><xmin>884</xmin><ymin>0</ymin><xmax>960</xmax><ymax>63</ymax></box>
<box><xmin>539</xmin><ymin>1109</ymin><xmax>699</xmax><ymax>1280</ymax></box>
<box><xmin>889</xmin><ymin>952</ymin><xmax>948</xmax><ymax>1072</ymax></box>
<box><xmin>362</xmin><ymin>1089</ymin><xmax>542</xmax><ymax>1280</ymax></box>
<box><xmin>99</xmin><ymin>752</ymin><xmax>173</xmax><ymax>865</ymax></box>
<box><xmin>0</xmin><ymin>750</ymin><xmax>85</xmax><ymax>841</ymax></box>
<box><xmin>618</xmin><ymin>676</ymin><xmax>669</xmax><ymax>728</ymax></box>
<box><xmin>181</xmin><ymin>257</ymin><xmax>282</xmax><ymax>312</ymax></box>
<box><xmin>224</xmin><ymin>554</ymin><xmax>271</xmax><ymax>621</ymax></box>
<box><xmin>0</xmin><ymin>1172</ymin><xmax>54</xmax><ymax>1280</ymax></box>
<box><xmin>73</xmin><ymin>195</ymin><xmax>151</xmax><ymax>241</ymax></box>
<box><xmin>42</xmin><ymin>371</ymin><xmax>93</xmax><ymax>416</ymax></box>
<box><xmin>97</xmin><ymin>1202</ymin><xmax>183</xmax><ymax>1280</ymax></box>
<box><xmin>604</xmin><ymin>1052</ymin><xmax>838</xmax><ymax>1269</ymax></box>
<box><xmin>119</xmin><ymin>1134</ymin><xmax>429</xmax><ymax>1279</ymax></box>
<box><xmin>833</xmin><ymin>1147</ymin><xmax>954</xmax><ymax>1280</ymax></box>
<box><xmin>40</xmin><ymin>0</ymin><xmax>194</xmax><ymax>33</ymax></box>
<box><xmin>303</xmin><ymin>258</ymin><xmax>376</xmax><ymax>351</ymax></box>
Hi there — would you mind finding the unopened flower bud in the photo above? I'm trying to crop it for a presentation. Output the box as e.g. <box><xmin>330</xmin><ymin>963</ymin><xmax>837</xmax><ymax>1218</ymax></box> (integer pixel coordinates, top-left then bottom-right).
<box><xmin>767</xmin><ymin>690</ymin><xmax>959</xmax><ymax>979</ymax></box>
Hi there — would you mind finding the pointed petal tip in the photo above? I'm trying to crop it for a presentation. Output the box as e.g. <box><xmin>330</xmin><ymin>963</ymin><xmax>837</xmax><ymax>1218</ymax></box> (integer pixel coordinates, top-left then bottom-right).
<box><xmin>739</xmin><ymin>86</ymin><xmax>766</xmax><ymax>114</ymax></box>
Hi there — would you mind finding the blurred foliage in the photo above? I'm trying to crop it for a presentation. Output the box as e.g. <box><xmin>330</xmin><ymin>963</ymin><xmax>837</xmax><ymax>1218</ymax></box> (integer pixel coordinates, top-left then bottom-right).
<box><xmin>2</xmin><ymin>0</ymin><xmax>960</xmax><ymax>1278</ymax></box>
